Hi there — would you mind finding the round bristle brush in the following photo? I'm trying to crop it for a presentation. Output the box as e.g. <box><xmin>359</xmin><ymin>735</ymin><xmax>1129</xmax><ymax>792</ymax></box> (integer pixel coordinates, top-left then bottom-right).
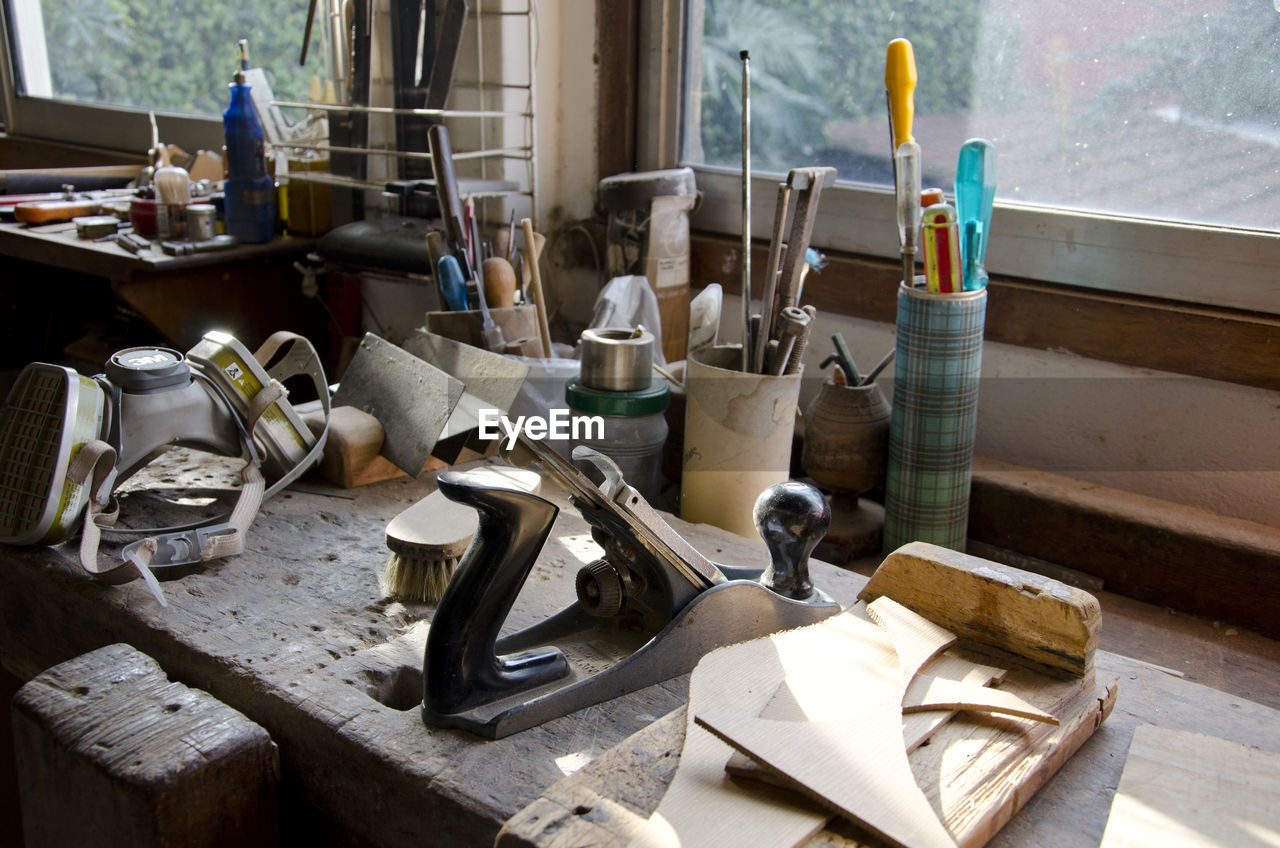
<box><xmin>383</xmin><ymin>466</ymin><xmax>541</xmax><ymax>604</ymax></box>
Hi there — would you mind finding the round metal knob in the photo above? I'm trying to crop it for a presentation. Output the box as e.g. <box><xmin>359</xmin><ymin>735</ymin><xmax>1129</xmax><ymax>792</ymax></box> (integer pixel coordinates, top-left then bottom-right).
<box><xmin>753</xmin><ymin>481</ymin><xmax>831</xmax><ymax>600</ymax></box>
<box><xmin>576</xmin><ymin>559</ymin><xmax>626</xmax><ymax>617</ymax></box>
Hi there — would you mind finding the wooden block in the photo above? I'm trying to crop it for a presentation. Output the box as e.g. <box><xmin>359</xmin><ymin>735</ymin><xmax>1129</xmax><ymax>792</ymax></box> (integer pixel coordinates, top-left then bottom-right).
<box><xmin>303</xmin><ymin>405</ymin><xmax>406</xmax><ymax>487</ymax></box>
<box><xmin>11</xmin><ymin>643</ymin><xmax>279</xmax><ymax>848</ymax></box>
<box><xmin>1100</xmin><ymin>725</ymin><xmax>1280</xmax><ymax>848</ymax></box>
<box><xmin>860</xmin><ymin>541</ymin><xmax>1102</xmax><ymax>676</ymax></box>
<box><xmin>425</xmin><ymin>305</ymin><xmax>545</xmax><ymax>358</ymax></box>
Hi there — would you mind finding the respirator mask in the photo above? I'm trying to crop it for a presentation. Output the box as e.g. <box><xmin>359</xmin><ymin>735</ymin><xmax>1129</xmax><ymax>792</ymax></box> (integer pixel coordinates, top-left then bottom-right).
<box><xmin>0</xmin><ymin>330</ymin><xmax>329</xmax><ymax>603</ymax></box>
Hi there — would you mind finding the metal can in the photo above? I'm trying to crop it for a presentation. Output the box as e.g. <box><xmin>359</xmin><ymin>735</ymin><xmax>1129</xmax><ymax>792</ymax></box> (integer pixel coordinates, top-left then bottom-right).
<box><xmin>186</xmin><ymin>203</ymin><xmax>217</xmax><ymax>242</ymax></box>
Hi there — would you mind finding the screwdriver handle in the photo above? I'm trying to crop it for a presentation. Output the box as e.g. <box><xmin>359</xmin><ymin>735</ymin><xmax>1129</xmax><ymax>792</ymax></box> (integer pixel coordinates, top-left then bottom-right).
<box><xmin>955</xmin><ymin>138</ymin><xmax>996</xmax><ymax>290</ymax></box>
<box><xmin>885</xmin><ymin>38</ymin><xmax>918</xmax><ymax>150</ymax></box>
<box><xmin>437</xmin><ymin>254</ymin><xmax>469</xmax><ymax>312</ymax></box>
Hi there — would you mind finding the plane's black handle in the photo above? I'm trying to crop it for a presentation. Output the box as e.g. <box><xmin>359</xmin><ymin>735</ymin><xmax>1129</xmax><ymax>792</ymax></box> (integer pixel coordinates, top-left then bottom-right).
<box><xmin>423</xmin><ymin>472</ymin><xmax>569</xmax><ymax>718</ymax></box>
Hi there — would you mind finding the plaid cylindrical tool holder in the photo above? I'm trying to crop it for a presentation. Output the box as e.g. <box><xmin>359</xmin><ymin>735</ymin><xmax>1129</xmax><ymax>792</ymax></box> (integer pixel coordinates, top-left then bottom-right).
<box><xmin>882</xmin><ymin>280</ymin><xmax>987</xmax><ymax>553</ymax></box>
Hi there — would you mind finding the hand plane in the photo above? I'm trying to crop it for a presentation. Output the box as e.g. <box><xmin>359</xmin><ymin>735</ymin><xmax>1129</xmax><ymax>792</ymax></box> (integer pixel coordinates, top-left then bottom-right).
<box><xmin>422</xmin><ymin>437</ymin><xmax>841</xmax><ymax>738</ymax></box>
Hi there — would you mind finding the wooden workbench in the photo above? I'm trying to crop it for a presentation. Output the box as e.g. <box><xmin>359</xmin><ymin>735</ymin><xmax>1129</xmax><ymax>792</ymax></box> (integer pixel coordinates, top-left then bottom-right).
<box><xmin>0</xmin><ymin>221</ymin><xmax>320</xmax><ymax>352</ymax></box>
<box><xmin>0</xmin><ymin>452</ymin><xmax>1277</xmax><ymax>848</ymax></box>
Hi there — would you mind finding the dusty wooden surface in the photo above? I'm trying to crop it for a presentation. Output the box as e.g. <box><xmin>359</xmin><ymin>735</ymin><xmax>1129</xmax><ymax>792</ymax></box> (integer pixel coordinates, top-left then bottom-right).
<box><xmin>12</xmin><ymin>642</ymin><xmax>279</xmax><ymax>848</ymax></box>
<box><xmin>0</xmin><ymin>448</ymin><xmax>867</xmax><ymax>848</ymax></box>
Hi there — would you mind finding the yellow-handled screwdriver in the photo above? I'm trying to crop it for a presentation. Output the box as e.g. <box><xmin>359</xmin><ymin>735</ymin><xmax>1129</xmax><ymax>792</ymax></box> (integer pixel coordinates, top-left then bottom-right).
<box><xmin>886</xmin><ymin>37</ymin><xmax>920</xmax><ymax>285</ymax></box>
<box><xmin>885</xmin><ymin>38</ymin><xmax>918</xmax><ymax>150</ymax></box>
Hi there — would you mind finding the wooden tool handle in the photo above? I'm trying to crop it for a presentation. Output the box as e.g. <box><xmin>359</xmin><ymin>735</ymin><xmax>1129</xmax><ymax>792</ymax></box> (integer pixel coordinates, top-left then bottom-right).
<box><xmin>15</xmin><ymin>200</ymin><xmax>102</xmax><ymax>224</ymax></box>
<box><xmin>482</xmin><ymin>256</ymin><xmax>517</xmax><ymax>308</ymax></box>
<box><xmin>521</xmin><ymin>218</ymin><xmax>553</xmax><ymax>358</ymax></box>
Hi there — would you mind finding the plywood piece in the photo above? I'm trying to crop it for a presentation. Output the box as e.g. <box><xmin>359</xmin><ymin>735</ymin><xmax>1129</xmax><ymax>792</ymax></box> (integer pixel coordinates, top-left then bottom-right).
<box><xmin>633</xmin><ymin>612</ymin><xmax>898</xmax><ymax>847</ymax></box>
<box><xmin>643</xmin><ymin>603</ymin><xmax>969</xmax><ymax>848</ymax></box>
<box><xmin>903</xmin><ymin>675</ymin><xmax>1059</xmax><ymax>725</ymax></box>
<box><xmin>866</xmin><ymin>595</ymin><xmax>958</xmax><ymax>687</ymax></box>
<box><xmin>861</xmin><ymin>541</ymin><xmax>1102</xmax><ymax>675</ymax></box>
<box><xmin>728</xmin><ymin>653</ymin><xmax>1008</xmax><ymax>786</ymax></box>
<box><xmin>696</xmin><ymin>705</ymin><xmax>958</xmax><ymax>848</ymax></box>
<box><xmin>676</xmin><ymin>601</ymin><xmax>960</xmax><ymax>848</ymax></box>
<box><xmin>1099</xmin><ymin>725</ymin><xmax>1280</xmax><ymax>848</ymax></box>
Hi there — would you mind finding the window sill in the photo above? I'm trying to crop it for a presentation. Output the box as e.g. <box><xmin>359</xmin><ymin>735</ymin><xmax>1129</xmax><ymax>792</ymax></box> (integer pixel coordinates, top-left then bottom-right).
<box><xmin>968</xmin><ymin>456</ymin><xmax>1280</xmax><ymax>639</ymax></box>
<box><xmin>692</xmin><ymin>230</ymin><xmax>1280</xmax><ymax>392</ymax></box>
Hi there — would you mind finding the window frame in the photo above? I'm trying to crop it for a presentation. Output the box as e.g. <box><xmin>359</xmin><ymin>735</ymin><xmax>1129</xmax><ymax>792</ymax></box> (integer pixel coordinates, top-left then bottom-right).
<box><xmin>639</xmin><ymin>0</ymin><xmax>1280</xmax><ymax>317</ymax></box>
<box><xmin>0</xmin><ymin>0</ymin><xmax>232</xmax><ymax>155</ymax></box>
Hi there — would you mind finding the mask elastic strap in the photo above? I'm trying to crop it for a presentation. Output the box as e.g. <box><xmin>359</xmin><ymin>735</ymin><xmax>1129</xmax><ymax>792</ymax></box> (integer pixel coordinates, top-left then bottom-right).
<box><xmin>253</xmin><ymin>331</ymin><xmax>331</xmax><ymax>501</ymax></box>
<box><xmin>71</xmin><ymin>439</ymin><xmax>167</xmax><ymax>606</ymax></box>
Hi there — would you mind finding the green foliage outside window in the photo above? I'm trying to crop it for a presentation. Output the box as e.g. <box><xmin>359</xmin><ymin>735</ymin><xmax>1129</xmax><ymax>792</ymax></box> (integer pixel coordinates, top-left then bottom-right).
<box><xmin>39</xmin><ymin>0</ymin><xmax>313</xmax><ymax>118</ymax></box>
<box><xmin>697</xmin><ymin>0</ymin><xmax>984</xmax><ymax>173</ymax></box>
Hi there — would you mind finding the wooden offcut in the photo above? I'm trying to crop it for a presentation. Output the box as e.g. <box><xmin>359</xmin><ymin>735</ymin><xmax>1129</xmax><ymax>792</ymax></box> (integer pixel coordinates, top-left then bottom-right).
<box><xmin>861</xmin><ymin>541</ymin><xmax>1102</xmax><ymax>675</ymax></box>
<box><xmin>691</xmin><ymin>600</ymin><xmax>1053</xmax><ymax>848</ymax></box>
<box><xmin>1099</xmin><ymin>725</ymin><xmax>1280</xmax><ymax>848</ymax></box>
<box><xmin>11</xmin><ymin>643</ymin><xmax>279</xmax><ymax>848</ymax></box>
<box><xmin>304</xmin><ymin>405</ymin><xmax>407</xmax><ymax>487</ymax></box>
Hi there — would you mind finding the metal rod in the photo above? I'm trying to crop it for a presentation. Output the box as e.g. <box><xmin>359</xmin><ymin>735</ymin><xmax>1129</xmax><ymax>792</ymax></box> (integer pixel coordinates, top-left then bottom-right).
<box><xmin>752</xmin><ymin>177</ymin><xmax>794</xmax><ymax>374</ymax></box>
<box><xmin>271</xmin><ymin>100</ymin><xmax>529</xmax><ymax>119</ymax></box>
<box><xmin>280</xmin><ymin>141</ymin><xmax>531</xmax><ymax>161</ymax></box>
<box><xmin>740</xmin><ymin>49</ymin><xmax>751</xmax><ymax>373</ymax></box>
<box><xmin>859</xmin><ymin>347</ymin><xmax>896</xmax><ymax>387</ymax></box>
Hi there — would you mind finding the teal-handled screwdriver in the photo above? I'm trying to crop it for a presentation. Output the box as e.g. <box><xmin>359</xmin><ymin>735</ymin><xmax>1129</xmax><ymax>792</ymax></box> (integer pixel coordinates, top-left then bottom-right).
<box><xmin>436</xmin><ymin>254</ymin><xmax>469</xmax><ymax>312</ymax></box>
<box><xmin>955</xmin><ymin>138</ymin><xmax>996</xmax><ymax>291</ymax></box>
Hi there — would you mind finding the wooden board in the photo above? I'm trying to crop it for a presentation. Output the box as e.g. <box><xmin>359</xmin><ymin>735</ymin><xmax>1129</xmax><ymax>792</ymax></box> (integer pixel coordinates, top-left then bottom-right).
<box><xmin>1099</xmin><ymin>725</ymin><xmax>1280</xmax><ymax>848</ymax></box>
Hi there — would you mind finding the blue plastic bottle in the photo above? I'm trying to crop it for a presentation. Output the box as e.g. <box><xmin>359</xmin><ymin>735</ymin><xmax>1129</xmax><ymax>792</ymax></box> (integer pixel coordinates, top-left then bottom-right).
<box><xmin>223</xmin><ymin>41</ymin><xmax>276</xmax><ymax>243</ymax></box>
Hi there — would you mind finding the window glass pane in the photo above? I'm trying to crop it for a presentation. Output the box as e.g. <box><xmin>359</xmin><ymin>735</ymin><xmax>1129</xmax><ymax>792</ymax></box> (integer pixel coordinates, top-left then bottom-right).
<box><xmin>686</xmin><ymin>0</ymin><xmax>1280</xmax><ymax>231</ymax></box>
<box><xmin>10</xmin><ymin>0</ymin><xmax>316</xmax><ymax>117</ymax></box>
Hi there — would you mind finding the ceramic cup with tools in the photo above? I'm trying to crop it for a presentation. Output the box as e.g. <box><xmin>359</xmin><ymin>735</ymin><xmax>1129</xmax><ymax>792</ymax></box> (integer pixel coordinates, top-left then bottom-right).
<box><xmin>681</xmin><ymin>344</ymin><xmax>803</xmax><ymax>538</ymax></box>
<box><xmin>802</xmin><ymin>378</ymin><xmax>891</xmax><ymax>557</ymax></box>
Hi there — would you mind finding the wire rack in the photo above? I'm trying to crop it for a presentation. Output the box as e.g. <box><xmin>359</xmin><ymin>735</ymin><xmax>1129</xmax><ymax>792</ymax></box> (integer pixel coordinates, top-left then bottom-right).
<box><xmin>273</xmin><ymin>1</ymin><xmax>538</xmax><ymax>225</ymax></box>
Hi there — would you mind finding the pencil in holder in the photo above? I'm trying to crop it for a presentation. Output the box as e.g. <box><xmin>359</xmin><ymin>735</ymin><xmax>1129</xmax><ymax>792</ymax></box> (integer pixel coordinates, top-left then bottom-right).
<box><xmin>882</xmin><ymin>279</ymin><xmax>987</xmax><ymax>553</ymax></box>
